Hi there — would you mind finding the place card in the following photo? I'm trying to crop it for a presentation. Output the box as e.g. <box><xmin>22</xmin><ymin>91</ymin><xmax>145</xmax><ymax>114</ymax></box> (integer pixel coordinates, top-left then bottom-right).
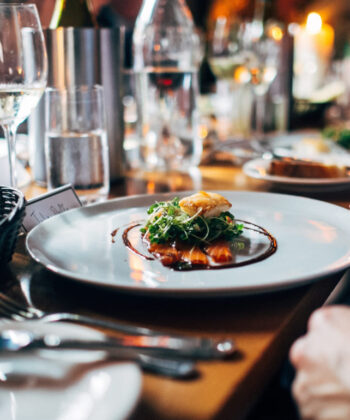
<box><xmin>22</xmin><ymin>184</ymin><xmax>82</xmax><ymax>233</ymax></box>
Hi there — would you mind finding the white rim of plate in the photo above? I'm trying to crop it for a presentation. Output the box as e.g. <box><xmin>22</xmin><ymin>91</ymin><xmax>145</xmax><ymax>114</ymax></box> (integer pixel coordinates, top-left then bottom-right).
<box><xmin>26</xmin><ymin>191</ymin><xmax>350</xmax><ymax>297</ymax></box>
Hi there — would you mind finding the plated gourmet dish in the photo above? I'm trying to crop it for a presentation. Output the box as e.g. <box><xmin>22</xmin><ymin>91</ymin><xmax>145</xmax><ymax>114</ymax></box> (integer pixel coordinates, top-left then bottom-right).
<box><xmin>114</xmin><ymin>191</ymin><xmax>277</xmax><ymax>271</ymax></box>
<box><xmin>268</xmin><ymin>158</ymin><xmax>348</xmax><ymax>179</ymax></box>
<box><xmin>264</xmin><ymin>133</ymin><xmax>350</xmax><ymax>180</ymax></box>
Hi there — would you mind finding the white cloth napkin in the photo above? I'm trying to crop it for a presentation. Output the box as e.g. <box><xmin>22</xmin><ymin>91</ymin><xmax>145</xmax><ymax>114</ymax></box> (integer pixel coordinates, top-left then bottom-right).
<box><xmin>0</xmin><ymin>320</ymin><xmax>142</xmax><ymax>420</ymax></box>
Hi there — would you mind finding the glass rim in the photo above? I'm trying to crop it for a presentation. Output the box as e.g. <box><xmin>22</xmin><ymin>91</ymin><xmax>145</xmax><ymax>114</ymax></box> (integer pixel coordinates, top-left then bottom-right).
<box><xmin>46</xmin><ymin>84</ymin><xmax>104</xmax><ymax>94</ymax></box>
<box><xmin>45</xmin><ymin>85</ymin><xmax>105</xmax><ymax>105</ymax></box>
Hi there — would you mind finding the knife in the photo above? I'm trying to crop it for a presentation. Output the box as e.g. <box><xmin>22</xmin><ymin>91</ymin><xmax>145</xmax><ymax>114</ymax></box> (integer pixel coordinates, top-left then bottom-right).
<box><xmin>0</xmin><ymin>329</ymin><xmax>199</xmax><ymax>378</ymax></box>
<box><xmin>0</xmin><ymin>329</ymin><xmax>235</xmax><ymax>360</ymax></box>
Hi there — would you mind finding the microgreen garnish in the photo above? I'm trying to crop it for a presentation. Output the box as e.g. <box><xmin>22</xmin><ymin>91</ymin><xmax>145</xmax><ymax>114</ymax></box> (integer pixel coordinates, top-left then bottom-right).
<box><xmin>141</xmin><ymin>197</ymin><xmax>243</xmax><ymax>244</ymax></box>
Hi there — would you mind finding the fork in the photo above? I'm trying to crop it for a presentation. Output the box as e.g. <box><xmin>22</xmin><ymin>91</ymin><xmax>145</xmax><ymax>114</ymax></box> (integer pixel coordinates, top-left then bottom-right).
<box><xmin>0</xmin><ymin>292</ymin><xmax>235</xmax><ymax>359</ymax></box>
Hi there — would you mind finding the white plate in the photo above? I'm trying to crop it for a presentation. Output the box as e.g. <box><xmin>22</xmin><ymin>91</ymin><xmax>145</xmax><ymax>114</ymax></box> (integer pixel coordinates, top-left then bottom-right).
<box><xmin>243</xmin><ymin>158</ymin><xmax>350</xmax><ymax>192</ymax></box>
<box><xmin>26</xmin><ymin>191</ymin><xmax>350</xmax><ymax>296</ymax></box>
<box><xmin>0</xmin><ymin>320</ymin><xmax>142</xmax><ymax>420</ymax></box>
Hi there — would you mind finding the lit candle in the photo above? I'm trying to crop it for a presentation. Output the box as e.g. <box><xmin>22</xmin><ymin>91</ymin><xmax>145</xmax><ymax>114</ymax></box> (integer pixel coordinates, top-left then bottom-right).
<box><xmin>293</xmin><ymin>12</ymin><xmax>334</xmax><ymax>100</ymax></box>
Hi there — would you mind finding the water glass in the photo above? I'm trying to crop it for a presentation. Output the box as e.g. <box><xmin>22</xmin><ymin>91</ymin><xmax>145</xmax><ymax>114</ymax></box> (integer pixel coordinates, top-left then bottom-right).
<box><xmin>45</xmin><ymin>85</ymin><xmax>109</xmax><ymax>204</ymax></box>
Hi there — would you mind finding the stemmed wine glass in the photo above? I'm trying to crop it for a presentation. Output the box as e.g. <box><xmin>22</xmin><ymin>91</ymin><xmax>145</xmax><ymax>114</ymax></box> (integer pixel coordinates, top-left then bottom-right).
<box><xmin>209</xmin><ymin>17</ymin><xmax>281</xmax><ymax>142</ymax></box>
<box><xmin>238</xmin><ymin>20</ymin><xmax>280</xmax><ymax>140</ymax></box>
<box><xmin>209</xmin><ymin>17</ymin><xmax>251</xmax><ymax>86</ymax></box>
<box><xmin>0</xmin><ymin>4</ymin><xmax>47</xmax><ymax>187</ymax></box>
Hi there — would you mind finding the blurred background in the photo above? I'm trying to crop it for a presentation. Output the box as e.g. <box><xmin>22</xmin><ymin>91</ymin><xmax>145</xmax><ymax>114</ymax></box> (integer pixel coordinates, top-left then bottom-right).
<box><xmin>31</xmin><ymin>0</ymin><xmax>350</xmax><ymax>57</ymax></box>
<box><xmin>10</xmin><ymin>0</ymin><xmax>350</xmax><ymax>175</ymax></box>
<box><xmin>29</xmin><ymin>0</ymin><xmax>350</xmax><ymax>128</ymax></box>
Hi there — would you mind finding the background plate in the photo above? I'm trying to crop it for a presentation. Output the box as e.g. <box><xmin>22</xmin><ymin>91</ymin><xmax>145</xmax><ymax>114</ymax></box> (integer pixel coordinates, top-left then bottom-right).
<box><xmin>26</xmin><ymin>191</ymin><xmax>350</xmax><ymax>297</ymax></box>
<box><xmin>243</xmin><ymin>158</ymin><xmax>350</xmax><ymax>192</ymax></box>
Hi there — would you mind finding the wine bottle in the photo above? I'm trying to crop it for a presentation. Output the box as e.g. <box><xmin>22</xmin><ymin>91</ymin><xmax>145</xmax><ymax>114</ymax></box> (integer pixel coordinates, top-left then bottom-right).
<box><xmin>49</xmin><ymin>0</ymin><xmax>97</xmax><ymax>28</ymax></box>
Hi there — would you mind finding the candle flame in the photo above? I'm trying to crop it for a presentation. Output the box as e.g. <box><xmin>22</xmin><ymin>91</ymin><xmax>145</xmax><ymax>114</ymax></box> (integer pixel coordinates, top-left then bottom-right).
<box><xmin>270</xmin><ymin>26</ymin><xmax>283</xmax><ymax>41</ymax></box>
<box><xmin>306</xmin><ymin>12</ymin><xmax>322</xmax><ymax>35</ymax></box>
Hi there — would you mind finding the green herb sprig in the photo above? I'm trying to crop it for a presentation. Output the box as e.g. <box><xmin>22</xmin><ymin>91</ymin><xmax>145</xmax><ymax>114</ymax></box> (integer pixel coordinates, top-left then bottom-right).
<box><xmin>323</xmin><ymin>126</ymin><xmax>350</xmax><ymax>150</ymax></box>
<box><xmin>140</xmin><ymin>197</ymin><xmax>243</xmax><ymax>245</ymax></box>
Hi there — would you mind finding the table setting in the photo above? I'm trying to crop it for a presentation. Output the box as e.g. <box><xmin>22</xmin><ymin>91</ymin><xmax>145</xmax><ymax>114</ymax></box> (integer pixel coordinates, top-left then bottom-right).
<box><xmin>1</xmin><ymin>0</ymin><xmax>350</xmax><ymax>419</ymax></box>
<box><xmin>0</xmin><ymin>320</ymin><xmax>142</xmax><ymax>420</ymax></box>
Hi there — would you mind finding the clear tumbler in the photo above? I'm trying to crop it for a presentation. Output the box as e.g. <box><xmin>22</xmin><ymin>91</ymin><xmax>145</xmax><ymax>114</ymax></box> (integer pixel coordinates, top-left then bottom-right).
<box><xmin>45</xmin><ymin>85</ymin><xmax>110</xmax><ymax>204</ymax></box>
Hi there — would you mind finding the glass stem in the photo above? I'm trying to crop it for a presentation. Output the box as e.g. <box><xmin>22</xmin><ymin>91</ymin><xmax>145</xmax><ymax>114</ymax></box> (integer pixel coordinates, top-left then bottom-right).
<box><xmin>3</xmin><ymin>123</ymin><xmax>18</xmax><ymax>187</ymax></box>
<box><xmin>255</xmin><ymin>93</ymin><xmax>266</xmax><ymax>141</ymax></box>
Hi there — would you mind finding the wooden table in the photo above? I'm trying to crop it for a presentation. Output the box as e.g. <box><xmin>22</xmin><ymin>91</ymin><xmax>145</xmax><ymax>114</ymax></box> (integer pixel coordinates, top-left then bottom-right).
<box><xmin>3</xmin><ymin>165</ymin><xmax>350</xmax><ymax>420</ymax></box>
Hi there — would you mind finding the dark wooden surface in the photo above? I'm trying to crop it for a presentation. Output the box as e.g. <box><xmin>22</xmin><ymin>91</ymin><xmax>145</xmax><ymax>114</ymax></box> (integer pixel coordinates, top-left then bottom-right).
<box><xmin>4</xmin><ymin>165</ymin><xmax>349</xmax><ymax>419</ymax></box>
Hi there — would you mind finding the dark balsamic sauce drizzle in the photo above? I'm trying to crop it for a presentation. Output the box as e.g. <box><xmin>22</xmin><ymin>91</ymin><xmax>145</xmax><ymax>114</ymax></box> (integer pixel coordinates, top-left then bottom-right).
<box><xmin>111</xmin><ymin>228</ymin><xmax>119</xmax><ymax>243</ymax></box>
<box><xmin>122</xmin><ymin>223</ymin><xmax>154</xmax><ymax>261</ymax></box>
<box><xmin>211</xmin><ymin>219</ymin><xmax>277</xmax><ymax>271</ymax></box>
<box><xmin>111</xmin><ymin>220</ymin><xmax>144</xmax><ymax>244</ymax></box>
<box><xmin>119</xmin><ymin>220</ymin><xmax>277</xmax><ymax>271</ymax></box>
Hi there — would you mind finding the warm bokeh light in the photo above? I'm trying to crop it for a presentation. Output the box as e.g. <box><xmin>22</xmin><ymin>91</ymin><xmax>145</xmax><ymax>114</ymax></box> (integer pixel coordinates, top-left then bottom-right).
<box><xmin>306</xmin><ymin>12</ymin><xmax>322</xmax><ymax>35</ymax></box>
<box><xmin>147</xmin><ymin>181</ymin><xmax>155</xmax><ymax>194</ymax></box>
<box><xmin>199</xmin><ymin>124</ymin><xmax>208</xmax><ymax>139</ymax></box>
<box><xmin>234</xmin><ymin>66</ymin><xmax>250</xmax><ymax>84</ymax></box>
<box><xmin>293</xmin><ymin>9</ymin><xmax>334</xmax><ymax>100</ymax></box>
<box><xmin>270</xmin><ymin>26</ymin><xmax>283</xmax><ymax>41</ymax></box>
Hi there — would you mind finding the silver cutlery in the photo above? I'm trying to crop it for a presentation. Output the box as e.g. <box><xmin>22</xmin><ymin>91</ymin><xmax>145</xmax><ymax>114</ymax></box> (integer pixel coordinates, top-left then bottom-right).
<box><xmin>0</xmin><ymin>328</ymin><xmax>234</xmax><ymax>360</ymax></box>
<box><xmin>0</xmin><ymin>329</ymin><xmax>196</xmax><ymax>378</ymax></box>
<box><xmin>137</xmin><ymin>354</ymin><xmax>196</xmax><ymax>378</ymax></box>
<box><xmin>0</xmin><ymin>292</ymin><xmax>235</xmax><ymax>359</ymax></box>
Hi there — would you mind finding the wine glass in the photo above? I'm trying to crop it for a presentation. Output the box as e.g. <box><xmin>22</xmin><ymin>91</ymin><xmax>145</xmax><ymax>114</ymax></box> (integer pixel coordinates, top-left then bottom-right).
<box><xmin>0</xmin><ymin>4</ymin><xmax>47</xmax><ymax>187</ymax></box>
<box><xmin>208</xmin><ymin>17</ymin><xmax>281</xmax><ymax>142</ymax></box>
<box><xmin>238</xmin><ymin>20</ymin><xmax>280</xmax><ymax>140</ymax></box>
<box><xmin>208</xmin><ymin>17</ymin><xmax>252</xmax><ymax>86</ymax></box>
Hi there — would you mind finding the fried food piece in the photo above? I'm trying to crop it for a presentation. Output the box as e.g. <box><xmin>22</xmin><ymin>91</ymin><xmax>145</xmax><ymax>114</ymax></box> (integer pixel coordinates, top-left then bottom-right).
<box><xmin>179</xmin><ymin>191</ymin><xmax>231</xmax><ymax>218</ymax></box>
<box><xmin>269</xmin><ymin>159</ymin><xmax>347</xmax><ymax>179</ymax></box>
<box><xmin>205</xmin><ymin>240</ymin><xmax>233</xmax><ymax>263</ymax></box>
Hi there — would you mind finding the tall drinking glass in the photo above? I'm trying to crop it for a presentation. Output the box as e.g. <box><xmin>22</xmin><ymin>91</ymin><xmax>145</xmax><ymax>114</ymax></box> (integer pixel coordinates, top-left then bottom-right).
<box><xmin>0</xmin><ymin>4</ymin><xmax>47</xmax><ymax>187</ymax></box>
<box><xmin>45</xmin><ymin>85</ymin><xmax>110</xmax><ymax>205</ymax></box>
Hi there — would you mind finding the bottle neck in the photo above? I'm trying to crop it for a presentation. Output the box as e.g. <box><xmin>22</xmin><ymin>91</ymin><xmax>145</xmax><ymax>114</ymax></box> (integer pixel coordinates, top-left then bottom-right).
<box><xmin>253</xmin><ymin>0</ymin><xmax>265</xmax><ymax>23</ymax></box>
<box><xmin>253</xmin><ymin>0</ymin><xmax>277</xmax><ymax>25</ymax></box>
<box><xmin>49</xmin><ymin>0</ymin><xmax>97</xmax><ymax>29</ymax></box>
